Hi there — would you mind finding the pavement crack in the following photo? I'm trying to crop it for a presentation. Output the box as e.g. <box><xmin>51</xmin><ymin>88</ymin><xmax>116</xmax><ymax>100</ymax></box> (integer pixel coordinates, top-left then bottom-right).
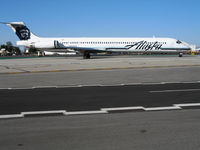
<box><xmin>0</xmin><ymin>65</ymin><xmax>29</xmax><ymax>73</ymax></box>
<box><xmin>0</xmin><ymin>65</ymin><xmax>10</xmax><ymax>69</ymax></box>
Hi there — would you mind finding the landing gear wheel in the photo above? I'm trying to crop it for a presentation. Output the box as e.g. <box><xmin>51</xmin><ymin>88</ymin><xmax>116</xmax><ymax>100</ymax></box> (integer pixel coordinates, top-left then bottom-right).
<box><xmin>83</xmin><ymin>52</ymin><xmax>91</xmax><ymax>59</ymax></box>
<box><xmin>179</xmin><ymin>53</ymin><xmax>183</xmax><ymax>57</ymax></box>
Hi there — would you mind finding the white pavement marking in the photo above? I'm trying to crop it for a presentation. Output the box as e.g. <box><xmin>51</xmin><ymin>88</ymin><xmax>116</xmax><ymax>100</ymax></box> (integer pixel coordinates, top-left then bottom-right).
<box><xmin>143</xmin><ymin>82</ymin><xmax>166</xmax><ymax>85</ymax></box>
<box><xmin>0</xmin><ymin>81</ymin><xmax>200</xmax><ymax>90</ymax></box>
<box><xmin>55</xmin><ymin>85</ymin><xmax>86</xmax><ymax>88</ymax></box>
<box><xmin>0</xmin><ymin>114</ymin><xmax>23</xmax><ymax>119</ymax></box>
<box><xmin>101</xmin><ymin>106</ymin><xmax>145</xmax><ymax>111</ymax></box>
<box><xmin>174</xmin><ymin>103</ymin><xmax>200</xmax><ymax>107</ymax></box>
<box><xmin>160</xmin><ymin>82</ymin><xmax>181</xmax><ymax>84</ymax></box>
<box><xmin>64</xmin><ymin>110</ymin><xmax>108</xmax><ymax>115</ymax></box>
<box><xmin>8</xmin><ymin>87</ymin><xmax>34</xmax><ymax>90</ymax></box>
<box><xmin>182</xmin><ymin>81</ymin><xmax>199</xmax><ymax>84</ymax></box>
<box><xmin>32</xmin><ymin>86</ymin><xmax>58</xmax><ymax>89</ymax></box>
<box><xmin>78</xmin><ymin>84</ymin><xmax>103</xmax><ymax>87</ymax></box>
<box><xmin>1</xmin><ymin>103</ymin><xmax>200</xmax><ymax>119</ymax></box>
<box><xmin>21</xmin><ymin>110</ymin><xmax>67</xmax><ymax>116</ymax></box>
<box><xmin>149</xmin><ymin>89</ymin><xmax>200</xmax><ymax>93</ymax></box>
<box><xmin>144</xmin><ymin>106</ymin><xmax>182</xmax><ymax>111</ymax></box>
<box><xmin>126</xmin><ymin>83</ymin><xmax>143</xmax><ymax>85</ymax></box>
<box><xmin>0</xmin><ymin>88</ymin><xmax>11</xmax><ymax>90</ymax></box>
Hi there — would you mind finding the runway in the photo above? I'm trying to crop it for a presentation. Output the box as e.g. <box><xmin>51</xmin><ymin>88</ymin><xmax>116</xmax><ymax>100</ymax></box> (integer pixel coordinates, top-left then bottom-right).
<box><xmin>0</xmin><ymin>56</ymin><xmax>200</xmax><ymax>117</ymax></box>
<box><xmin>0</xmin><ymin>83</ymin><xmax>200</xmax><ymax>118</ymax></box>
<box><xmin>0</xmin><ymin>56</ymin><xmax>200</xmax><ymax>149</ymax></box>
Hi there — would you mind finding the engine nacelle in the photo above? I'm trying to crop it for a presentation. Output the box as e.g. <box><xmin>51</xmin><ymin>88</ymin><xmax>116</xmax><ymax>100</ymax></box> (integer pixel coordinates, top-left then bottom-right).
<box><xmin>33</xmin><ymin>40</ymin><xmax>60</xmax><ymax>49</ymax></box>
<box><xmin>17</xmin><ymin>41</ymin><xmax>30</xmax><ymax>47</ymax></box>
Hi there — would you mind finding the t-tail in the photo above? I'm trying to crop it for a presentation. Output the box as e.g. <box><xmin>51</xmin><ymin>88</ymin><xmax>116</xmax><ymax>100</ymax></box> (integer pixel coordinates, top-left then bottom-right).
<box><xmin>0</xmin><ymin>22</ymin><xmax>39</xmax><ymax>40</ymax></box>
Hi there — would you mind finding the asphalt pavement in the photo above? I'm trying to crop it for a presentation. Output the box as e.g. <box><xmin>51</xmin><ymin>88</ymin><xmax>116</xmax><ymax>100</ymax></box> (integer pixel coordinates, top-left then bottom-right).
<box><xmin>0</xmin><ymin>83</ymin><xmax>200</xmax><ymax>116</ymax></box>
<box><xmin>0</xmin><ymin>109</ymin><xmax>200</xmax><ymax>150</ymax></box>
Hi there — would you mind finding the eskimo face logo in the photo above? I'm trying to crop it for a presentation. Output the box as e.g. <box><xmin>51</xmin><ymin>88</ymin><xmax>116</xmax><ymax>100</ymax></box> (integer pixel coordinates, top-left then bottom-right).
<box><xmin>16</xmin><ymin>26</ymin><xmax>31</xmax><ymax>40</ymax></box>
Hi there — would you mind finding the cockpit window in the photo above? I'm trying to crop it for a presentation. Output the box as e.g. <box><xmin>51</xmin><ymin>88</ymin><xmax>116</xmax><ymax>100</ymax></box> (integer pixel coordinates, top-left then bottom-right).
<box><xmin>176</xmin><ymin>40</ymin><xmax>182</xmax><ymax>44</ymax></box>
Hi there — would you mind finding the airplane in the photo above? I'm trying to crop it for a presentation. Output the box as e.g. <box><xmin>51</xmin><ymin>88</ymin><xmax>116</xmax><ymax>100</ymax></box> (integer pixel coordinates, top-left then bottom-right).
<box><xmin>0</xmin><ymin>22</ymin><xmax>192</xmax><ymax>58</ymax></box>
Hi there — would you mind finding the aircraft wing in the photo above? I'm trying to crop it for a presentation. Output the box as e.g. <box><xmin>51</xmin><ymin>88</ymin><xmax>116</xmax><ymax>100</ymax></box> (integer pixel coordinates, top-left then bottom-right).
<box><xmin>62</xmin><ymin>46</ymin><xmax>114</xmax><ymax>58</ymax></box>
<box><xmin>65</xmin><ymin>46</ymin><xmax>106</xmax><ymax>53</ymax></box>
<box><xmin>58</xmin><ymin>43</ymin><xmax>127</xmax><ymax>53</ymax></box>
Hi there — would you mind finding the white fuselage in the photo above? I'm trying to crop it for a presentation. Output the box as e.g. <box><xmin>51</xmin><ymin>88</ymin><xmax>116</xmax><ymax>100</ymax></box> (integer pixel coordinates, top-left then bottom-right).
<box><xmin>17</xmin><ymin>37</ymin><xmax>191</xmax><ymax>53</ymax></box>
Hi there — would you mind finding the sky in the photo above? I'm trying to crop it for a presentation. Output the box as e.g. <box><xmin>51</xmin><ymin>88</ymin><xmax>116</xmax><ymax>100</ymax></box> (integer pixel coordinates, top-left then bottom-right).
<box><xmin>0</xmin><ymin>0</ymin><xmax>200</xmax><ymax>46</ymax></box>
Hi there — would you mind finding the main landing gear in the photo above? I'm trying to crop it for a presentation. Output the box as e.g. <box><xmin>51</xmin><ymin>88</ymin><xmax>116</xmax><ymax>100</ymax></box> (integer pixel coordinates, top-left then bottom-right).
<box><xmin>83</xmin><ymin>52</ymin><xmax>91</xmax><ymax>59</ymax></box>
<box><xmin>179</xmin><ymin>53</ymin><xmax>183</xmax><ymax>57</ymax></box>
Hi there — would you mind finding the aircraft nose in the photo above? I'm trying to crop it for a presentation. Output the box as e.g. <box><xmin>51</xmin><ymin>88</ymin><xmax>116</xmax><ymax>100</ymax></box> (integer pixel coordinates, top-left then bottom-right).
<box><xmin>183</xmin><ymin>44</ymin><xmax>192</xmax><ymax>50</ymax></box>
<box><xmin>179</xmin><ymin>41</ymin><xmax>192</xmax><ymax>50</ymax></box>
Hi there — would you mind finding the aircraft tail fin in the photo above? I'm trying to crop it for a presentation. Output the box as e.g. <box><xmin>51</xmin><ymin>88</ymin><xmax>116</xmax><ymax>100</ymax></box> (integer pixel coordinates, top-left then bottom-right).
<box><xmin>0</xmin><ymin>22</ymin><xmax>39</xmax><ymax>40</ymax></box>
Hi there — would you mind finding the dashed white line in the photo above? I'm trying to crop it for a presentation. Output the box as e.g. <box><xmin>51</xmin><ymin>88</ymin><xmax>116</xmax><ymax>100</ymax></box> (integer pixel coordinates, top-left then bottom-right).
<box><xmin>77</xmin><ymin>85</ymin><xmax>83</xmax><ymax>87</ymax></box>
<box><xmin>10</xmin><ymin>87</ymin><xmax>34</xmax><ymax>90</ymax></box>
<box><xmin>32</xmin><ymin>86</ymin><xmax>58</xmax><ymax>89</ymax></box>
<box><xmin>144</xmin><ymin>106</ymin><xmax>181</xmax><ymax>111</ymax></box>
<box><xmin>55</xmin><ymin>85</ymin><xmax>85</xmax><ymax>88</ymax></box>
<box><xmin>0</xmin><ymin>114</ymin><xmax>23</xmax><ymax>119</ymax></box>
<box><xmin>64</xmin><ymin>110</ymin><xmax>108</xmax><ymax>115</ymax></box>
<box><xmin>143</xmin><ymin>82</ymin><xmax>166</xmax><ymax>85</ymax></box>
<box><xmin>101</xmin><ymin>106</ymin><xmax>144</xmax><ymax>111</ymax></box>
<box><xmin>182</xmin><ymin>81</ymin><xmax>199</xmax><ymax>84</ymax></box>
<box><xmin>0</xmin><ymin>81</ymin><xmax>200</xmax><ymax>90</ymax></box>
<box><xmin>159</xmin><ymin>82</ymin><xmax>180</xmax><ymax>84</ymax></box>
<box><xmin>21</xmin><ymin>110</ymin><xmax>66</xmax><ymax>116</ymax></box>
<box><xmin>101</xmin><ymin>106</ymin><xmax>182</xmax><ymax>111</ymax></box>
<box><xmin>1</xmin><ymin>103</ymin><xmax>200</xmax><ymax>119</ymax></box>
<box><xmin>174</xmin><ymin>103</ymin><xmax>200</xmax><ymax>107</ymax></box>
<box><xmin>0</xmin><ymin>88</ymin><xmax>11</xmax><ymax>90</ymax></box>
<box><xmin>150</xmin><ymin>89</ymin><xmax>200</xmax><ymax>93</ymax></box>
<box><xmin>126</xmin><ymin>83</ymin><xmax>143</xmax><ymax>85</ymax></box>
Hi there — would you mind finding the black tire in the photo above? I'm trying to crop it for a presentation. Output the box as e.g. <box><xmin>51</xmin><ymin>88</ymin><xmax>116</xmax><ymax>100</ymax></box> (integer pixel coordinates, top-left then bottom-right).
<box><xmin>83</xmin><ymin>52</ymin><xmax>91</xmax><ymax>59</ymax></box>
<box><xmin>179</xmin><ymin>53</ymin><xmax>183</xmax><ymax>57</ymax></box>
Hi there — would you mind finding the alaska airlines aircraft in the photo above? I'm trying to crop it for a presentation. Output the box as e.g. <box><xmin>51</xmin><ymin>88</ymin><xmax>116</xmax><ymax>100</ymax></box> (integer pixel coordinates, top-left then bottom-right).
<box><xmin>1</xmin><ymin>22</ymin><xmax>191</xmax><ymax>58</ymax></box>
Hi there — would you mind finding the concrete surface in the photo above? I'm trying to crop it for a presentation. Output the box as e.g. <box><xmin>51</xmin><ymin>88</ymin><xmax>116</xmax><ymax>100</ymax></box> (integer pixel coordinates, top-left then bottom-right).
<box><xmin>0</xmin><ymin>109</ymin><xmax>200</xmax><ymax>150</ymax></box>
<box><xmin>0</xmin><ymin>66</ymin><xmax>200</xmax><ymax>88</ymax></box>
<box><xmin>0</xmin><ymin>55</ymin><xmax>200</xmax><ymax>74</ymax></box>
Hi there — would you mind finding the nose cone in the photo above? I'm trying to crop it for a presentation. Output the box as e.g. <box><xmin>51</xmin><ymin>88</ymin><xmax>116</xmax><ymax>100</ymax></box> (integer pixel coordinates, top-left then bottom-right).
<box><xmin>181</xmin><ymin>42</ymin><xmax>192</xmax><ymax>50</ymax></box>
<box><xmin>176</xmin><ymin>40</ymin><xmax>191</xmax><ymax>50</ymax></box>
